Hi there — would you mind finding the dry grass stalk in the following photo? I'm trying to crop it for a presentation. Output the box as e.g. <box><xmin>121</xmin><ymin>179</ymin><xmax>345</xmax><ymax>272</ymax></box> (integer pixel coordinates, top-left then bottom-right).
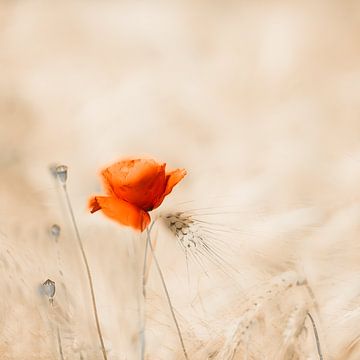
<box><xmin>41</xmin><ymin>278</ymin><xmax>79</xmax><ymax>360</ymax></box>
<box><xmin>215</xmin><ymin>271</ymin><xmax>307</xmax><ymax>360</ymax></box>
<box><xmin>342</xmin><ymin>336</ymin><xmax>360</xmax><ymax>359</ymax></box>
<box><xmin>307</xmin><ymin>312</ymin><xmax>324</xmax><ymax>360</ymax></box>
<box><xmin>277</xmin><ymin>304</ymin><xmax>308</xmax><ymax>359</ymax></box>
<box><xmin>54</xmin><ymin>165</ymin><xmax>108</xmax><ymax>360</ymax></box>
<box><xmin>145</xmin><ymin>224</ymin><xmax>189</xmax><ymax>360</ymax></box>
<box><xmin>41</xmin><ymin>279</ymin><xmax>64</xmax><ymax>359</ymax></box>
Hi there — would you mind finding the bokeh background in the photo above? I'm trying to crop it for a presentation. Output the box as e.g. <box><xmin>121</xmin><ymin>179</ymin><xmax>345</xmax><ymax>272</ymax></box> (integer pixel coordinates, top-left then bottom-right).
<box><xmin>1</xmin><ymin>0</ymin><xmax>360</xmax><ymax>359</ymax></box>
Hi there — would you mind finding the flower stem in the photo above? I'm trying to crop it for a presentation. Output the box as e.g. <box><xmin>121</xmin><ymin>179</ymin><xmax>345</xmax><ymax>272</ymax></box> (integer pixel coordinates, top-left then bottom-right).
<box><xmin>140</xmin><ymin>221</ymin><xmax>155</xmax><ymax>359</ymax></box>
<box><xmin>307</xmin><ymin>312</ymin><xmax>324</xmax><ymax>360</ymax></box>
<box><xmin>56</xmin><ymin>325</ymin><xmax>65</xmax><ymax>360</ymax></box>
<box><xmin>61</xmin><ymin>184</ymin><xmax>107</xmax><ymax>360</ymax></box>
<box><xmin>142</xmin><ymin>233</ymin><xmax>149</xmax><ymax>299</ymax></box>
<box><xmin>146</xmin><ymin>226</ymin><xmax>189</xmax><ymax>360</ymax></box>
<box><xmin>140</xmin><ymin>238</ymin><xmax>148</xmax><ymax>360</ymax></box>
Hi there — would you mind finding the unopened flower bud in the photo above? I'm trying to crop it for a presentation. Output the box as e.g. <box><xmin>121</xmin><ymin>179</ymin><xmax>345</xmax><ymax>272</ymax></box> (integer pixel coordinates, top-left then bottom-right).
<box><xmin>49</xmin><ymin>164</ymin><xmax>58</xmax><ymax>179</ymax></box>
<box><xmin>42</xmin><ymin>279</ymin><xmax>56</xmax><ymax>304</ymax></box>
<box><xmin>55</xmin><ymin>165</ymin><xmax>68</xmax><ymax>184</ymax></box>
<box><xmin>50</xmin><ymin>224</ymin><xmax>61</xmax><ymax>240</ymax></box>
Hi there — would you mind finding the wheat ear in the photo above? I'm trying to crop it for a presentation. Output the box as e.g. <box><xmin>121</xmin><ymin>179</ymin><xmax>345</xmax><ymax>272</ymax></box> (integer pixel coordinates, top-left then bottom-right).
<box><xmin>277</xmin><ymin>304</ymin><xmax>308</xmax><ymax>359</ymax></box>
<box><xmin>217</xmin><ymin>272</ymin><xmax>306</xmax><ymax>360</ymax></box>
<box><xmin>162</xmin><ymin>212</ymin><xmax>236</xmax><ymax>277</ymax></box>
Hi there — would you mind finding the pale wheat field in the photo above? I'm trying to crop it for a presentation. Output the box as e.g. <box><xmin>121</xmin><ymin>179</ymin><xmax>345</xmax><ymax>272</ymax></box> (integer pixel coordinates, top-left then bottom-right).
<box><xmin>1</xmin><ymin>1</ymin><xmax>360</xmax><ymax>359</ymax></box>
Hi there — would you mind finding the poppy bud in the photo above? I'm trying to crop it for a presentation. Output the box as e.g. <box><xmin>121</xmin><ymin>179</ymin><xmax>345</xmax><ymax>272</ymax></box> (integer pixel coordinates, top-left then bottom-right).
<box><xmin>55</xmin><ymin>165</ymin><xmax>68</xmax><ymax>184</ymax></box>
<box><xmin>50</xmin><ymin>224</ymin><xmax>61</xmax><ymax>240</ymax></box>
<box><xmin>42</xmin><ymin>279</ymin><xmax>56</xmax><ymax>304</ymax></box>
<box><xmin>48</xmin><ymin>164</ymin><xmax>58</xmax><ymax>179</ymax></box>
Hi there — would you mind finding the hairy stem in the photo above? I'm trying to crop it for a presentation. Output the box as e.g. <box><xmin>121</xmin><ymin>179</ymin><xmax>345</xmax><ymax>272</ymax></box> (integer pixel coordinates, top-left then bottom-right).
<box><xmin>146</xmin><ymin>226</ymin><xmax>189</xmax><ymax>360</ymax></box>
<box><xmin>62</xmin><ymin>184</ymin><xmax>107</xmax><ymax>360</ymax></box>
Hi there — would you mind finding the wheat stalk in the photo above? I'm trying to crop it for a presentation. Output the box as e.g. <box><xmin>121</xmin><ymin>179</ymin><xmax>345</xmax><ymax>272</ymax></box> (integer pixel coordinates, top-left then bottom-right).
<box><xmin>145</xmin><ymin>222</ymin><xmax>189</xmax><ymax>360</ymax></box>
<box><xmin>277</xmin><ymin>304</ymin><xmax>308</xmax><ymax>359</ymax></box>
<box><xmin>307</xmin><ymin>312</ymin><xmax>324</xmax><ymax>360</ymax></box>
<box><xmin>216</xmin><ymin>271</ymin><xmax>307</xmax><ymax>360</ymax></box>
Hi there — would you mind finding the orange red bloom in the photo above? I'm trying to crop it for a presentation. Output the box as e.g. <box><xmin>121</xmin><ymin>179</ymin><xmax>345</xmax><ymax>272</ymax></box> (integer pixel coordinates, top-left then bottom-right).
<box><xmin>89</xmin><ymin>158</ymin><xmax>186</xmax><ymax>231</ymax></box>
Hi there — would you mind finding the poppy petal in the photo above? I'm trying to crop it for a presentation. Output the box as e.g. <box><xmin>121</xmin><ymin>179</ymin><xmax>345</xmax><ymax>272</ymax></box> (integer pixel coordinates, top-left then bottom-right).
<box><xmin>101</xmin><ymin>159</ymin><xmax>167</xmax><ymax>210</ymax></box>
<box><xmin>89</xmin><ymin>197</ymin><xmax>101</xmax><ymax>213</ymax></box>
<box><xmin>88</xmin><ymin>196</ymin><xmax>150</xmax><ymax>231</ymax></box>
<box><xmin>151</xmin><ymin>168</ymin><xmax>187</xmax><ymax>209</ymax></box>
<box><xmin>164</xmin><ymin>168</ymin><xmax>187</xmax><ymax>196</ymax></box>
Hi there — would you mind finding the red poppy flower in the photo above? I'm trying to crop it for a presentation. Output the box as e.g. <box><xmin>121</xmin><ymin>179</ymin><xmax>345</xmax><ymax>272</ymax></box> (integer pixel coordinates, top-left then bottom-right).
<box><xmin>89</xmin><ymin>158</ymin><xmax>186</xmax><ymax>231</ymax></box>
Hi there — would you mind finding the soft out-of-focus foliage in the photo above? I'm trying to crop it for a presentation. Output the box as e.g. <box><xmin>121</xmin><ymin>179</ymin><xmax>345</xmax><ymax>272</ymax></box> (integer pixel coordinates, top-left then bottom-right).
<box><xmin>1</xmin><ymin>0</ymin><xmax>360</xmax><ymax>359</ymax></box>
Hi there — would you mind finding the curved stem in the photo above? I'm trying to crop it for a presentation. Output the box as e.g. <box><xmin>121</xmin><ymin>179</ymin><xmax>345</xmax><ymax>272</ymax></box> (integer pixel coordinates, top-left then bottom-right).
<box><xmin>56</xmin><ymin>326</ymin><xmax>65</xmax><ymax>360</ymax></box>
<box><xmin>142</xmin><ymin>221</ymin><xmax>156</xmax><ymax>297</ymax></box>
<box><xmin>307</xmin><ymin>312</ymin><xmax>324</xmax><ymax>360</ymax></box>
<box><xmin>140</xmin><ymin>238</ymin><xmax>148</xmax><ymax>360</ymax></box>
<box><xmin>62</xmin><ymin>184</ymin><xmax>108</xmax><ymax>360</ymax></box>
<box><xmin>140</xmin><ymin>221</ymin><xmax>156</xmax><ymax>359</ymax></box>
<box><xmin>142</xmin><ymin>235</ymin><xmax>149</xmax><ymax>298</ymax></box>
<box><xmin>146</xmin><ymin>226</ymin><xmax>189</xmax><ymax>360</ymax></box>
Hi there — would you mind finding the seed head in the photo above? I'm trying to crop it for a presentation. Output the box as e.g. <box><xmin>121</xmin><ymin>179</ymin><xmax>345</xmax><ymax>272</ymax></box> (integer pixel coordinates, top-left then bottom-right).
<box><xmin>50</xmin><ymin>224</ymin><xmax>61</xmax><ymax>240</ymax></box>
<box><xmin>49</xmin><ymin>163</ymin><xmax>59</xmax><ymax>179</ymax></box>
<box><xmin>162</xmin><ymin>211</ymin><xmax>238</xmax><ymax>276</ymax></box>
<box><xmin>163</xmin><ymin>212</ymin><xmax>199</xmax><ymax>249</ymax></box>
<box><xmin>42</xmin><ymin>279</ymin><xmax>56</xmax><ymax>304</ymax></box>
<box><xmin>55</xmin><ymin>165</ymin><xmax>68</xmax><ymax>184</ymax></box>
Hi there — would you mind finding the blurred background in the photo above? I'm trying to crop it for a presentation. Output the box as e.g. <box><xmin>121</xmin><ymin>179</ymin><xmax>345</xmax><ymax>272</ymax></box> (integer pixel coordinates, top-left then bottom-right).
<box><xmin>1</xmin><ymin>0</ymin><xmax>360</xmax><ymax>359</ymax></box>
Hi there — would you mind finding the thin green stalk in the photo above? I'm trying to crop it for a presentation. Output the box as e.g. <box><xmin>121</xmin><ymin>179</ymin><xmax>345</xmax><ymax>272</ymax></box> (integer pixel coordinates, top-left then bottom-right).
<box><xmin>146</xmin><ymin>226</ymin><xmax>189</xmax><ymax>360</ymax></box>
<box><xmin>61</xmin><ymin>184</ymin><xmax>107</xmax><ymax>360</ymax></box>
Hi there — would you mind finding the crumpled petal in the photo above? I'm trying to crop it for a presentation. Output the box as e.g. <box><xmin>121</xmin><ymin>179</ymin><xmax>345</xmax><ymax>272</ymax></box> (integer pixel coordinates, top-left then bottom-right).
<box><xmin>101</xmin><ymin>159</ymin><xmax>167</xmax><ymax>211</ymax></box>
<box><xmin>89</xmin><ymin>196</ymin><xmax>150</xmax><ymax>231</ymax></box>
<box><xmin>150</xmin><ymin>168</ymin><xmax>187</xmax><ymax>209</ymax></box>
<box><xmin>164</xmin><ymin>168</ymin><xmax>187</xmax><ymax>197</ymax></box>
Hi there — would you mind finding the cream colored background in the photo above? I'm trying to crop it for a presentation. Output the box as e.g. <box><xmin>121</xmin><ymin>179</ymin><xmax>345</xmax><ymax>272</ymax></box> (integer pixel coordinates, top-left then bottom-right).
<box><xmin>1</xmin><ymin>1</ymin><xmax>360</xmax><ymax>359</ymax></box>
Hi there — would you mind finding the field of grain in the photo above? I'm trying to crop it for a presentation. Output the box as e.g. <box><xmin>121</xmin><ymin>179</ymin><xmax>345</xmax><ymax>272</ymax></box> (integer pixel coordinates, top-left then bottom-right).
<box><xmin>1</xmin><ymin>1</ymin><xmax>360</xmax><ymax>359</ymax></box>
